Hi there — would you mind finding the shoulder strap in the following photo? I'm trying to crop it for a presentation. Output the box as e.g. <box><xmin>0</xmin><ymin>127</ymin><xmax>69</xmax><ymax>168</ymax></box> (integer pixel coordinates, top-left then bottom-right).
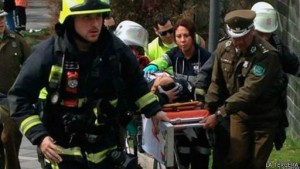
<box><xmin>271</xmin><ymin>34</ymin><xmax>283</xmax><ymax>55</ymax></box>
<box><xmin>44</xmin><ymin>51</ymin><xmax>65</xmax><ymax>104</ymax></box>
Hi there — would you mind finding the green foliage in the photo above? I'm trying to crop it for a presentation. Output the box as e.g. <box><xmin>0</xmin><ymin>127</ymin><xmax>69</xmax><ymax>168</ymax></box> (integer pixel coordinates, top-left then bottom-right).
<box><xmin>23</xmin><ymin>28</ymin><xmax>51</xmax><ymax>46</ymax></box>
<box><xmin>44</xmin><ymin>0</ymin><xmax>265</xmax><ymax>41</ymax></box>
<box><xmin>268</xmin><ymin>136</ymin><xmax>300</xmax><ymax>164</ymax></box>
<box><xmin>208</xmin><ymin>135</ymin><xmax>300</xmax><ymax>168</ymax></box>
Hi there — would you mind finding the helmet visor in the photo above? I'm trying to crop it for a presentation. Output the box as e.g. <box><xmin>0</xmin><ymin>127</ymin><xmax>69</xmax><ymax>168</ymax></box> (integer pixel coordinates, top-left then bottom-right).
<box><xmin>70</xmin><ymin>0</ymin><xmax>109</xmax><ymax>12</ymax></box>
<box><xmin>59</xmin><ymin>0</ymin><xmax>111</xmax><ymax>24</ymax></box>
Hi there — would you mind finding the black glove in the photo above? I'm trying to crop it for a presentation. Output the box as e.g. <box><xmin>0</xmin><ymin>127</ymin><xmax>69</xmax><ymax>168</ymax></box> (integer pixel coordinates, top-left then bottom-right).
<box><xmin>274</xmin><ymin>124</ymin><xmax>287</xmax><ymax>151</ymax></box>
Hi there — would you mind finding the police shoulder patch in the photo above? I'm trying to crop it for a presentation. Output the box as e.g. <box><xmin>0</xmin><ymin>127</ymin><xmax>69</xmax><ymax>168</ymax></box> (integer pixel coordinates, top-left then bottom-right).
<box><xmin>252</xmin><ymin>64</ymin><xmax>266</xmax><ymax>76</ymax></box>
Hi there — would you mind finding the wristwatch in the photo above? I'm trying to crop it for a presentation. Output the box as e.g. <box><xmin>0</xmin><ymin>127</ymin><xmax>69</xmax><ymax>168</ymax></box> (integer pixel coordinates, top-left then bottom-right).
<box><xmin>215</xmin><ymin>110</ymin><xmax>226</xmax><ymax>123</ymax></box>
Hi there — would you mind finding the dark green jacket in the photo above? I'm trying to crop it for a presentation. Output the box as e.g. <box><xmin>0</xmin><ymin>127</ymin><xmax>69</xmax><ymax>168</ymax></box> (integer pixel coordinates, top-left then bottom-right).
<box><xmin>0</xmin><ymin>30</ymin><xmax>31</xmax><ymax>94</ymax></box>
<box><xmin>205</xmin><ymin>35</ymin><xmax>285</xmax><ymax>120</ymax></box>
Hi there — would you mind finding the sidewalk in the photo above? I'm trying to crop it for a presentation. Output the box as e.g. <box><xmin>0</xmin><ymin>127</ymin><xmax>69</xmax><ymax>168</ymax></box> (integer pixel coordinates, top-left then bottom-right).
<box><xmin>19</xmin><ymin>138</ymin><xmax>41</xmax><ymax>169</ymax></box>
<box><xmin>19</xmin><ymin>1</ymin><xmax>50</xmax><ymax>167</ymax></box>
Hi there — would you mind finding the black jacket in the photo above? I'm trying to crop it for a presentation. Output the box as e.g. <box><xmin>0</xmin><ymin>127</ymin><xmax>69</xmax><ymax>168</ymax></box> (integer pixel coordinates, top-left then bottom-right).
<box><xmin>8</xmin><ymin>29</ymin><xmax>161</xmax><ymax>146</ymax></box>
<box><xmin>269</xmin><ymin>34</ymin><xmax>299</xmax><ymax>75</ymax></box>
<box><xmin>4</xmin><ymin>0</ymin><xmax>16</xmax><ymax>12</ymax></box>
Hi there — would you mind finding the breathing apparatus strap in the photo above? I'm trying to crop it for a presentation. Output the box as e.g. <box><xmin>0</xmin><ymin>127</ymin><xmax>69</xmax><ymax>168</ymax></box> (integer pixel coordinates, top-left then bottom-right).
<box><xmin>46</xmin><ymin>51</ymin><xmax>65</xmax><ymax>105</ymax></box>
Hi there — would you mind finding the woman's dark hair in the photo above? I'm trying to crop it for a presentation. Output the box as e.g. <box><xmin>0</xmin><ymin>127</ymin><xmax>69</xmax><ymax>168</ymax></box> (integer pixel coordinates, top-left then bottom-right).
<box><xmin>173</xmin><ymin>18</ymin><xmax>196</xmax><ymax>42</ymax></box>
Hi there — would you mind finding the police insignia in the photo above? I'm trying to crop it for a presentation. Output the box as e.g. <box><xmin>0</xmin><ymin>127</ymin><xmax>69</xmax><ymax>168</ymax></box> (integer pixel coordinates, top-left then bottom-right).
<box><xmin>225</xmin><ymin>41</ymin><xmax>232</xmax><ymax>47</ymax></box>
<box><xmin>193</xmin><ymin>65</ymin><xmax>199</xmax><ymax>72</ymax></box>
<box><xmin>250</xmin><ymin>46</ymin><xmax>256</xmax><ymax>53</ymax></box>
<box><xmin>252</xmin><ymin>64</ymin><xmax>265</xmax><ymax>76</ymax></box>
<box><xmin>243</xmin><ymin>61</ymin><xmax>249</xmax><ymax>68</ymax></box>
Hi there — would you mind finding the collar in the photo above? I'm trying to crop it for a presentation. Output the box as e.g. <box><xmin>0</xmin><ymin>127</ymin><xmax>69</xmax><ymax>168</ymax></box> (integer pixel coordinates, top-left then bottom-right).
<box><xmin>158</xmin><ymin>37</ymin><xmax>176</xmax><ymax>49</ymax></box>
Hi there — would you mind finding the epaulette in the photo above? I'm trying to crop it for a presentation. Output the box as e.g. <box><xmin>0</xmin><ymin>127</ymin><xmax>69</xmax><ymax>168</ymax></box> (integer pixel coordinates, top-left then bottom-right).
<box><xmin>8</xmin><ymin>33</ymin><xmax>16</xmax><ymax>38</ymax></box>
<box><xmin>224</xmin><ymin>40</ymin><xmax>232</xmax><ymax>48</ymax></box>
<box><xmin>258</xmin><ymin>43</ymin><xmax>269</xmax><ymax>54</ymax></box>
<box><xmin>271</xmin><ymin>34</ymin><xmax>283</xmax><ymax>54</ymax></box>
<box><xmin>220</xmin><ymin>39</ymin><xmax>233</xmax><ymax>53</ymax></box>
<box><xmin>16</xmin><ymin>31</ymin><xmax>25</xmax><ymax>37</ymax></box>
<box><xmin>218</xmin><ymin>35</ymin><xmax>230</xmax><ymax>42</ymax></box>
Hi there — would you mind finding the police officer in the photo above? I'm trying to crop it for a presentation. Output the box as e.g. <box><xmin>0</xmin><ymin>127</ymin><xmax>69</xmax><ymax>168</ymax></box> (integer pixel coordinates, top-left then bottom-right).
<box><xmin>144</xmin><ymin>18</ymin><xmax>212</xmax><ymax>169</ymax></box>
<box><xmin>251</xmin><ymin>2</ymin><xmax>300</xmax><ymax>150</ymax></box>
<box><xmin>202</xmin><ymin>10</ymin><xmax>285</xmax><ymax>169</ymax></box>
<box><xmin>0</xmin><ymin>8</ymin><xmax>30</xmax><ymax>169</ymax></box>
<box><xmin>7</xmin><ymin>0</ymin><xmax>168</xmax><ymax>168</ymax></box>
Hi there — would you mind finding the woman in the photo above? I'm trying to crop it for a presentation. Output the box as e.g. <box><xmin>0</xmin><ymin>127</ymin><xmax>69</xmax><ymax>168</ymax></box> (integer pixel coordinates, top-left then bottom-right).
<box><xmin>144</xmin><ymin>18</ymin><xmax>212</xmax><ymax>169</ymax></box>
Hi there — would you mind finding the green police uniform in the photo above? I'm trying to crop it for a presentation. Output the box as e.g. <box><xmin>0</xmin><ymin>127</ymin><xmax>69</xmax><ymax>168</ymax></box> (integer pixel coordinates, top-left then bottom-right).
<box><xmin>0</xmin><ymin>27</ymin><xmax>31</xmax><ymax>169</ymax></box>
<box><xmin>205</xmin><ymin>10</ymin><xmax>285</xmax><ymax>169</ymax></box>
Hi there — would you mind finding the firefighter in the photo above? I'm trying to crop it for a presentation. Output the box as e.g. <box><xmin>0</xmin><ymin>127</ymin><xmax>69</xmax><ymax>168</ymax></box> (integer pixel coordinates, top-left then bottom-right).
<box><xmin>7</xmin><ymin>0</ymin><xmax>168</xmax><ymax>168</ymax></box>
<box><xmin>251</xmin><ymin>2</ymin><xmax>300</xmax><ymax>150</ymax></box>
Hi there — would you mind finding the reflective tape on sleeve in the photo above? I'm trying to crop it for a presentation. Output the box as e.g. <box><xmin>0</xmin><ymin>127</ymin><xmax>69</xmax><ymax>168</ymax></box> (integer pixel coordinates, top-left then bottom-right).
<box><xmin>195</xmin><ymin>88</ymin><xmax>206</xmax><ymax>96</ymax></box>
<box><xmin>135</xmin><ymin>92</ymin><xmax>158</xmax><ymax>109</ymax></box>
<box><xmin>20</xmin><ymin>115</ymin><xmax>42</xmax><ymax>135</ymax></box>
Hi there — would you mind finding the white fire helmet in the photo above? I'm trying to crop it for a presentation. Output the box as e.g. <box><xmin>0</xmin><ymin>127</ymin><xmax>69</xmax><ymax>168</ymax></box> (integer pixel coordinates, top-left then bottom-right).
<box><xmin>114</xmin><ymin>20</ymin><xmax>148</xmax><ymax>48</ymax></box>
<box><xmin>251</xmin><ymin>2</ymin><xmax>278</xmax><ymax>33</ymax></box>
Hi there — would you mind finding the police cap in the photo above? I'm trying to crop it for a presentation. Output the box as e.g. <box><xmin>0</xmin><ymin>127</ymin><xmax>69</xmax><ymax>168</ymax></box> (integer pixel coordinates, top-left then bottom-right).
<box><xmin>225</xmin><ymin>9</ymin><xmax>256</xmax><ymax>38</ymax></box>
<box><xmin>0</xmin><ymin>8</ymin><xmax>8</xmax><ymax>17</ymax></box>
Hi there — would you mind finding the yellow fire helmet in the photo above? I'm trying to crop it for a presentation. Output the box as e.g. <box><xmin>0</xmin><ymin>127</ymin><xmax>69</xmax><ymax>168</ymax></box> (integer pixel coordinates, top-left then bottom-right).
<box><xmin>59</xmin><ymin>0</ymin><xmax>111</xmax><ymax>24</ymax></box>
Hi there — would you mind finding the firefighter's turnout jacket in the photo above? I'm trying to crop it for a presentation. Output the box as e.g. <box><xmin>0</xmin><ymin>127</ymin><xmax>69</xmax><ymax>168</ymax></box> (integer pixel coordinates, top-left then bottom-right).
<box><xmin>8</xmin><ymin>29</ymin><xmax>161</xmax><ymax>167</ymax></box>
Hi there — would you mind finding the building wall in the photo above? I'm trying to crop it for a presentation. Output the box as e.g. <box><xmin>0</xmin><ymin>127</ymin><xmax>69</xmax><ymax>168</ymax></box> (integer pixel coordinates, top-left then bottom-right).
<box><xmin>274</xmin><ymin>0</ymin><xmax>300</xmax><ymax>139</ymax></box>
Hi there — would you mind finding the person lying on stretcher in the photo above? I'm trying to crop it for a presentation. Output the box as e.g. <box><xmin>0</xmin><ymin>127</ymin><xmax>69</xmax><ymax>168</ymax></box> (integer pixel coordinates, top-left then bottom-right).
<box><xmin>146</xmin><ymin>72</ymin><xmax>212</xmax><ymax>169</ymax></box>
<box><xmin>146</xmin><ymin>72</ymin><xmax>196</xmax><ymax>105</ymax></box>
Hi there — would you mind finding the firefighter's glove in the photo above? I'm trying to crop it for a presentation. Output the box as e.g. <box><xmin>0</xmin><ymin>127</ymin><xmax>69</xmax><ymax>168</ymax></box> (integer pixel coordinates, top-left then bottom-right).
<box><xmin>63</xmin><ymin>113</ymin><xmax>95</xmax><ymax>134</ymax></box>
<box><xmin>157</xmin><ymin>85</ymin><xmax>179</xmax><ymax>103</ymax></box>
<box><xmin>143</xmin><ymin>64</ymin><xmax>158</xmax><ymax>73</ymax></box>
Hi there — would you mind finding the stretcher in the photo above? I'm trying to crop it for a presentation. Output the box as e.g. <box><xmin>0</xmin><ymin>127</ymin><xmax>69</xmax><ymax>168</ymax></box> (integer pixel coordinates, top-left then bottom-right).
<box><xmin>141</xmin><ymin>101</ymin><xmax>209</xmax><ymax>169</ymax></box>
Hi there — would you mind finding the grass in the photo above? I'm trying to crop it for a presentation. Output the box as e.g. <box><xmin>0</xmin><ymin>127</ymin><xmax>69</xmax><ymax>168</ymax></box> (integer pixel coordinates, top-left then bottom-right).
<box><xmin>267</xmin><ymin>135</ymin><xmax>300</xmax><ymax>168</ymax></box>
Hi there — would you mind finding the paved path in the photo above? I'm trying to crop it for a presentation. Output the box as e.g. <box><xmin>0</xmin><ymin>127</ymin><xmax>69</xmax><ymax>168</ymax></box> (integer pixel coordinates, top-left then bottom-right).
<box><xmin>19</xmin><ymin>137</ymin><xmax>41</xmax><ymax>169</ymax></box>
<box><xmin>19</xmin><ymin>1</ymin><xmax>50</xmax><ymax>168</ymax></box>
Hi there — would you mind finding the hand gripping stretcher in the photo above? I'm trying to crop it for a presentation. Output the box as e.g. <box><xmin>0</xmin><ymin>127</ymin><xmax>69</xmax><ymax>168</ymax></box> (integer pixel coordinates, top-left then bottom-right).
<box><xmin>141</xmin><ymin>101</ymin><xmax>209</xmax><ymax>169</ymax></box>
